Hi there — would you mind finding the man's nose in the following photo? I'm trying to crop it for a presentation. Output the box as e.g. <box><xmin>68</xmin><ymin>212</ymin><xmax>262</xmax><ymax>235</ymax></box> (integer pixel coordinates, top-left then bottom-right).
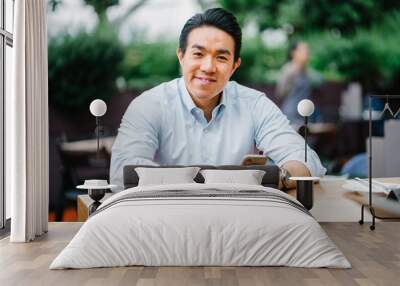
<box><xmin>200</xmin><ymin>56</ymin><xmax>216</xmax><ymax>73</ymax></box>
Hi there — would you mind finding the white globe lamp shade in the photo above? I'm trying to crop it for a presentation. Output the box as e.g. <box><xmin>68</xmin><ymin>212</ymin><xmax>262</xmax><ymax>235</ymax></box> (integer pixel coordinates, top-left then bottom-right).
<box><xmin>297</xmin><ymin>99</ymin><xmax>315</xmax><ymax>117</ymax></box>
<box><xmin>90</xmin><ymin>99</ymin><xmax>107</xmax><ymax>117</ymax></box>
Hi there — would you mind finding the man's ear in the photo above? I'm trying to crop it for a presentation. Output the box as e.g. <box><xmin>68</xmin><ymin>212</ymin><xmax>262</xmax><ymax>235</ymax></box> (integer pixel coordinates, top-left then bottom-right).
<box><xmin>176</xmin><ymin>48</ymin><xmax>184</xmax><ymax>65</ymax></box>
<box><xmin>231</xmin><ymin>57</ymin><xmax>241</xmax><ymax>76</ymax></box>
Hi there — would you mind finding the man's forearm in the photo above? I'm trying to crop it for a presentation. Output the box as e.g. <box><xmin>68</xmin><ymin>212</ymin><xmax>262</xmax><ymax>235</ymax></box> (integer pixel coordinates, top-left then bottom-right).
<box><xmin>280</xmin><ymin>160</ymin><xmax>311</xmax><ymax>189</ymax></box>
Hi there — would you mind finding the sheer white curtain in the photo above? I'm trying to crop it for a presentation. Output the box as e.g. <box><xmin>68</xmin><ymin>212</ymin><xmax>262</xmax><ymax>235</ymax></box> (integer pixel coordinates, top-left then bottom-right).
<box><xmin>7</xmin><ymin>0</ymin><xmax>49</xmax><ymax>242</ymax></box>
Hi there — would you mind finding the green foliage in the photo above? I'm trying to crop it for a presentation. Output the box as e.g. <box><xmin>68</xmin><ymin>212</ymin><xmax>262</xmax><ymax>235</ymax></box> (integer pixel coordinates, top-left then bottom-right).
<box><xmin>232</xmin><ymin>38</ymin><xmax>286</xmax><ymax>84</ymax></box>
<box><xmin>47</xmin><ymin>0</ymin><xmax>400</xmax><ymax>104</ymax></box>
<box><xmin>48</xmin><ymin>32</ymin><xmax>124</xmax><ymax>111</ymax></box>
<box><xmin>306</xmin><ymin>12</ymin><xmax>400</xmax><ymax>91</ymax></box>
<box><xmin>227</xmin><ymin>11</ymin><xmax>400</xmax><ymax>91</ymax></box>
<box><xmin>218</xmin><ymin>0</ymin><xmax>400</xmax><ymax>34</ymax></box>
<box><xmin>301</xmin><ymin>0</ymin><xmax>378</xmax><ymax>34</ymax></box>
<box><xmin>48</xmin><ymin>0</ymin><xmax>62</xmax><ymax>11</ymax></box>
<box><xmin>84</xmin><ymin>0</ymin><xmax>119</xmax><ymax>14</ymax></box>
<box><xmin>48</xmin><ymin>0</ymin><xmax>119</xmax><ymax>15</ymax></box>
<box><xmin>121</xmin><ymin>42</ymin><xmax>180</xmax><ymax>90</ymax></box>
<box><xmin>219</xmin><ymin>0</ymin><xmax>284</xmax><ymax>30</ymax></box>
<box><xmin>219</xmin><ymin>0</ymin><xmax>400</xmax><ymax>91</ymax></box>
<box><xmin>83</xmin><ymin>0</ymin><xmax>120</xmax><ymax>30</ymax></box>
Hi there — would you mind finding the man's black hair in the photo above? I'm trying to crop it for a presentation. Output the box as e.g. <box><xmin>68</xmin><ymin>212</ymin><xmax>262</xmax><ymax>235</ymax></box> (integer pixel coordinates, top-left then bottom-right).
<box><xmin>179</xmin><ymin>8</ymin><xmax>242</xmax><ymax>61</ymax></box>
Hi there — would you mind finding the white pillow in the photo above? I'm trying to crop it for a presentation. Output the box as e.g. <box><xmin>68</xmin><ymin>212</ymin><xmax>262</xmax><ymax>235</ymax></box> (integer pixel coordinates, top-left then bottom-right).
<box><xmin>135</xmin><ymin>167</ymin><xmax>200</xmax><ymax>186</ymax></box>
<box><xmin>200</xmin><ymin>169</ymin><xmax>266</xmax><ymax>185</ymax></box>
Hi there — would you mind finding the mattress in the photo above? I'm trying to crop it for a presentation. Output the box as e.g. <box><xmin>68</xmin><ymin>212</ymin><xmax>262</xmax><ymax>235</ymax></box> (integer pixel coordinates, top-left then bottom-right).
<box><xmin>50</xmin><ymin>183</ymin><xmax>350</xmax><ymax>269</ymax></box>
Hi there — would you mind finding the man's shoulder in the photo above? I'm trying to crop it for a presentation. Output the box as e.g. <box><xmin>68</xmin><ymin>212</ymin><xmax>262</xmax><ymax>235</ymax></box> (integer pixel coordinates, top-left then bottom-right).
<box><xmin>139</xmin><ymin>78</ymin><xmax>180</xmax><ymax>101</ymax></box>
<box><xmin>226</xmin><ymin>81</ymin><xmax>272</xmax><ymax>104</ymax></box>
<box><xmin>125</xmin><ymin>78</ymin><xmax>180</xmax><ymax>115</ymax></box>
<box><xmin>226</xmin><ymin>81</ymin><xmax>281</xmax><ymax>116</ymax></box>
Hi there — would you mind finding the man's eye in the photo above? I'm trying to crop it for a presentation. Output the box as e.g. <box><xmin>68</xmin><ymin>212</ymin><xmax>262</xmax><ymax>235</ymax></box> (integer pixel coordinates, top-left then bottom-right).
<box><xmin>193</xmin><ymin>52</ymin><xmax>203</xmax><ymax>57</ymax></box>
<box><xmin>217</xmin><ymin>56</ymin><xmax>228</xmax><ymax>61</ymax></box>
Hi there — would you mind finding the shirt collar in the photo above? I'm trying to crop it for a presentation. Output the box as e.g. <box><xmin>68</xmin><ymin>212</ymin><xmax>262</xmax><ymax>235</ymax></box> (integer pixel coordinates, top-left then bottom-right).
<box><xmin>178</xmin><ymin>77</ymin><xmax>197</xmax><ymax>112</ymax></box>
<box><xmin>178</xmin><ymin>77</ymin><xmax>228</xmax><ymax>114</ymax></box>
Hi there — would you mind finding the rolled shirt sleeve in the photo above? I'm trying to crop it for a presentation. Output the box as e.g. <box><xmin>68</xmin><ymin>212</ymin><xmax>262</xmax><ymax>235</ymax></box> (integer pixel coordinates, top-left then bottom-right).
<box><xmin>110</xmin><ymin>92</ymin><xmax>160</xmax><ymax>190</ymax></box>
<box><xmin>253</xmin><ymin>94</ymin><xmax>326</xmax><ymax>177</ymax></box>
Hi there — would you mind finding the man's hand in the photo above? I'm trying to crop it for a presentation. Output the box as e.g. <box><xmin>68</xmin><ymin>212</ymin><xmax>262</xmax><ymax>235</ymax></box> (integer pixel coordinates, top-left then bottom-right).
<box><xmin>279</xmin><ymin>160</ymin><xmax>311</xmax><ymax>190</ymax></box>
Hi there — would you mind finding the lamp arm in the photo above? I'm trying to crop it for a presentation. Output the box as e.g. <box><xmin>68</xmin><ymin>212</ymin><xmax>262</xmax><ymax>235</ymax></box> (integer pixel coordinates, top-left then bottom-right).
<box><xmin>96</xmin><ymin>116</ymin><xmax>100</xmax><ymax>159</ymax></box>
<box><xmin>304</xmin><ymin>116</ymin><xmax>308</xmax><ymax>163</ymax></box>
<box><xmin>368</xmin><ymin>95</ymin><xmax>372</xmax><ymax>206</ymax></box>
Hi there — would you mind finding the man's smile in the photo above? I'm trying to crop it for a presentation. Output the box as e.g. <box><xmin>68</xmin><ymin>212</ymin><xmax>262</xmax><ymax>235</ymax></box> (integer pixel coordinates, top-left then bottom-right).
<box><xmin>194</xmin><ymin>76</ymin><xmax>217</xmax><ymax>85</ymax></box>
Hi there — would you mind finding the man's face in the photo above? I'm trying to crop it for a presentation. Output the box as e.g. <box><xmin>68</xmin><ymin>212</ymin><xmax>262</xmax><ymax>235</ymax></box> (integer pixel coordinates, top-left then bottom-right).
<box><xmin>177</xmin><ymin>26</ymin><xmax>241</xmax><ymax>106</ymax></box>
<box><xmin>292</xmin><ymin>43</ymin><xmax>309</xmax><ymax>66</ymax></box>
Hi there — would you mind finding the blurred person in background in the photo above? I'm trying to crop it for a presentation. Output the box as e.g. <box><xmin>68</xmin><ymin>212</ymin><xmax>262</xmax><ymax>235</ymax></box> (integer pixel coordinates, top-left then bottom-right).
<box><xmin>276</xmin><ymin>41</ymin><xmax>311</xmax><ymax>125</ymax></box>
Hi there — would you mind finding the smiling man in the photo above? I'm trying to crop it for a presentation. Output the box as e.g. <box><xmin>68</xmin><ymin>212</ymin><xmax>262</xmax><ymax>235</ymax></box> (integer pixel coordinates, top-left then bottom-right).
<box><xmin>110</xmin><ymin>8</ymin><xmax>326</xmax><ymax>191</ymax></box>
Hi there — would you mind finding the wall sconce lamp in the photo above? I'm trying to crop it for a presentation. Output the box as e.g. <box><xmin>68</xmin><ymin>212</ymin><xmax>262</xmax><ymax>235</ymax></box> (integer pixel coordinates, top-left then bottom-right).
<box><xmin>89</xmin><ymin>99</ymin><xmax>107</xmax><ymax>159</ymax></box>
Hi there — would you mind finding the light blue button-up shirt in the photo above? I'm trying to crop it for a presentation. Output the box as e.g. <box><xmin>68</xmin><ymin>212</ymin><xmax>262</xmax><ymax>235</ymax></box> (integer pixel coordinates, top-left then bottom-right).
<box><xmin>110</xmin><ymin>77</ymin><xmax>326</xmax><ymax>189</ymax></box>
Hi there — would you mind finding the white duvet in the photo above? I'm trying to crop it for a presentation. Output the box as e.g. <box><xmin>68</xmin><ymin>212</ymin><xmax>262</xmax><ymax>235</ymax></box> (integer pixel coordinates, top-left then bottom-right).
<box><xmin>50</xmin><ymin>183</ymin><xmax>351</xmax><ymax>269</ymax></box>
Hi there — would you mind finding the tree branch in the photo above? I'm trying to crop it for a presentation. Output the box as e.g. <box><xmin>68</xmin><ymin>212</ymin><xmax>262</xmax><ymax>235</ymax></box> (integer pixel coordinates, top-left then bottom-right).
<box><xmin>112</xmin><ymin>0</ymin><xmax>149</xmax><ymax>28</ymax></box>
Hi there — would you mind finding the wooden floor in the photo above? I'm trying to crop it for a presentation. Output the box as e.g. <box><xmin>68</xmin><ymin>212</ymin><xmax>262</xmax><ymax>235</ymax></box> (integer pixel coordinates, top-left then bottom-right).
<box><xmin>0</xmin><ymin>222</ymin><xmax>399</xmax><ymax>286</ymax></box>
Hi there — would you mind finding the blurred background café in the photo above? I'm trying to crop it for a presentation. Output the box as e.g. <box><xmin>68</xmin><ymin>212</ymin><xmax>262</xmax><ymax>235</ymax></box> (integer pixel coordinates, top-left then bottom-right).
<box><xmin>43</xmin><ymin>0</ymin><xmax>400</xmax><ymax>221</ymax></box>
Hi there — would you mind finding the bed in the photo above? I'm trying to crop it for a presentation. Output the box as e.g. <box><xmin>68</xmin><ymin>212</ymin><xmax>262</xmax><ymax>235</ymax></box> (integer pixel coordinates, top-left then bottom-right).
<box><xmin>50</xmin><ymin>165</ymin><xmax>350</xmax><ymax>269</ymax></box>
